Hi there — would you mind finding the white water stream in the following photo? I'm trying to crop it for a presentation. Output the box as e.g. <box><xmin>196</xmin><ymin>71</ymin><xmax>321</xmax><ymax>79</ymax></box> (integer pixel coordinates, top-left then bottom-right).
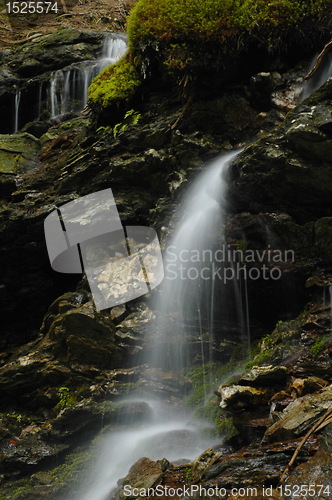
<box><xmin>13</xmin><ymin>35</ymin><xmax>127</xmax><ymax>132</ymax></box>
<box><xmin>66</xmin><ymin>150</ymin><xmax>247</xmax><ymax>500</ymax></box>
<box><xmin>301</xmin><ymin>50</ymin><xmax>332</xmax><ymax>100</ymax></box>
<box><xmin>73</xmin><ymin>399</ymin><xmax>216</xmax><ymax>500</ymax></box>
<box><xmin>48</xmin><ymin>35</ymin><xmax>127</xmax><ymax>119</ymax></box>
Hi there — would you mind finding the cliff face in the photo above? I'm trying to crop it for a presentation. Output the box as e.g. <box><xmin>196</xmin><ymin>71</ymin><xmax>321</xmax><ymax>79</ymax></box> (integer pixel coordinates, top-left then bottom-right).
<box><xmin>0</xmin><ymin>2</ymin><xmax>332</xmax><ymax>498</ymax></box>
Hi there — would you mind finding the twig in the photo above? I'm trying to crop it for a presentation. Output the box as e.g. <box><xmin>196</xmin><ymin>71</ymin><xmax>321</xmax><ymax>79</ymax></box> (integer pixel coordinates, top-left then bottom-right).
<box><xmin>280</xmin><ymin>406</ymin><xmax>332</xmax><ymax>483</ymax></box>
<box><xmin>305</xmin><ymin>39</ymin><xmax>332</xmax><ymax>80</ymax></box>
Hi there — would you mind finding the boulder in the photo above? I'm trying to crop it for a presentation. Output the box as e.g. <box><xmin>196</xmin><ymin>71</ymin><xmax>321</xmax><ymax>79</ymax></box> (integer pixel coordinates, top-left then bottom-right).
<box><xmin>219</xmin><ymin>385</ymin><xmax>273</xmax><ymax>411</ymax></box>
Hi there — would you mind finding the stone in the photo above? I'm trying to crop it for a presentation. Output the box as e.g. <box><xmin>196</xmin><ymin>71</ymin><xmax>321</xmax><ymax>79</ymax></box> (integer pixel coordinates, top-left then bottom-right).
<box><xmin>0</xmin><ymin>133</ymin><xmax>40</xmax><ymax>173</ymax></box>
<box><xmin>119</xmin><ymin>457</ymin><xmax>168</xmax><ymax>499</ymax></box>
<box><xmin>219</xmin><ymin>385</ymin><xmax>273</xmax><ymax>411</ymax></box>
<box><xmin>263</xmin><ymin>385</ymin><xmax>332</xmax><ymax>443</ymax></box>
<box><xmin>239</xmin><ymin>365</ymin><xmax>288</xmax><ymax>387</ymax></box>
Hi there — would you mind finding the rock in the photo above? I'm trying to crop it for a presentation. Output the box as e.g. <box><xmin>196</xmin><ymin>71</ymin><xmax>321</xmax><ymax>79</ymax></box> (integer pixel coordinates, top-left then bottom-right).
<box><xmin>238</xmin><ymin>365</ymin><xmax>288</xmax><ymax>387</ymax></box>
<box><xmin>191</xmin><ymin>448</ymin><xmax>222</xmax><ymax>483</ymax></box>
<box><xmin>285</xmin><ymin>423</ymin><xmax>332</xmax><ymax>499</ymax></box>
<box><xmin>8</xmin><ymin>28</ymin><xmax>103</xmax><ymax>78</ymax></box>
<box><xmin>219</xmin><ymin>385</ymin><xmax>273</xmax><ymax>411</ymax></box>
<box><xmin>263</xmin><ymin>385</ymin><xmax>332</xmax><ymax>443</ymax></box>
<box><xmin>119</xmin><ymin>457</ymin><xmax>168</xmax><ymax>499</ymax></box>
<box><xmin>0</xmin><ymin>133</ymin><xmax>40</xmax><ymax>173</ymax></box>
<box><xmin>228</xmin><ymin>79</ymin><xmax>332</xmax><ymax>222</ymax></box>
<box><xmin>289</xmin><ymin>376</ymin><xmax>329</xmax><ymax>397</ymax></box>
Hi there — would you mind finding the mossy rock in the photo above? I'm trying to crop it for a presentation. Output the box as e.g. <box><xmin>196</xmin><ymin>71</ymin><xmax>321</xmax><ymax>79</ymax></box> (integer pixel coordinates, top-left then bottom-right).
<box><xmin>127</xmin><ymin>0</ymin><xmax>332</xmax><ymax>77</ymax></box>
<box><xmin>89</xmin><ymin>54</ymin><xmax>141</xmax><ymax>108</ymax></box>
<box><xmin>0</xmin><ymin>133</ymin><xmax>40</xmax><ymax>173</ymax></box>
<box><xmin>89</xmin><ymin>0</ymin><xmax>332</xmax><ymax>119</ymax></box>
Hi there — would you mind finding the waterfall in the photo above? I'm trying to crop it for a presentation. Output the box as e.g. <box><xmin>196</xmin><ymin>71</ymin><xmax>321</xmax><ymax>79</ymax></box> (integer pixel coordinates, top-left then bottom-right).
<box><xmin>14</xmin><ymin>89</ymin><xmax>21</xmax><ymax>133</ymax></box>
<box><xmin>48</xmin><ymin>35</ymin><xmax>127</xmax><ymax>120</ymax></box>
<box><xmin>149</xmin><ymin>150</ymin><xmax>248</xmax><ymax>374</ymax></box>
<box><xmin>12</xmin><ymin>35</ymin><xmax>127</xmax><ymax>131</ymax></box>
<box><xmin>72</xmin><ymin>399</ymin><xmax>215</xmax><ymax>500</ymax></box>
<box><xmin>66</xmin><ymin>150</ymin><xmax>248</xmax><ymax>500</ymax></box>
<box><xmin>301</xmin><ymin>51</ymin><xmax>332</xmax><ymax>100</ymax></box>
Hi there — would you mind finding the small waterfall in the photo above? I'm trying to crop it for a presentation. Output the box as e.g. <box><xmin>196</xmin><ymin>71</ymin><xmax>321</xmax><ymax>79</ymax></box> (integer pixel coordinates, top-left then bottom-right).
<box><xmin>14</xmin><ymin>89</ymin><xmax>21</xmax><ymax>133</ymax></box>
<box><xmin>12</xmin><ymin>35</ymin><xmax>127</xmax><ymax>131</ymax></box>
<box><xmin>48</xmin><ymin>35</ymin><xmax>127</xmax><ymax>120</ymax></box>
<box><xmin>71</xmin><ymin>399</ymin><xmax>215</xmax><ymax>500</ymax></box>
<box><xmin>66</xmin><ymin>150</ymin><xmax>249</xmax><ymax>500</ymax></box>
<box><xmin>301</xmin><ymin>50</ymin><xmax>332</xmax><ymax>100</ymax></box>
<box><xmin>149</xmin><ymin>150</ymin><xmax>248</xmax><ymax>374</ymax></box>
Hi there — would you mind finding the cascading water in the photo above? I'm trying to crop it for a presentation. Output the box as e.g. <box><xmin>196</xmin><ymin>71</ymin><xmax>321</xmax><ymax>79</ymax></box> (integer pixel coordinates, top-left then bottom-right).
<box><xmin>14</xmin><ymin>89</ymin><xmax>21</xmax><ymax>133</ymax></box>
<box><xmin>149</xmin><ymin>150</ymin><xmax>249</xmax><ymax>375</ymax></box>
<box><xmin>12</xmin><ymin>35</ymin><xmax>127</xmax><ymax>132</ymax></box>
<box><xmin>66</xmin><ymin>150</ymin><xmax>248</xmax><ymax>500</ymax></box>
<box><xmin>72</xmin><ymin>399</ymin><xmax>216</xmax><ymax>500</ymax></box>
<box><xmin>301</xmin><ymin>50</ymin><xmax>332</xmax><ymax>100</ymax></box>
<box><xmin>48</xmin><ymin>35</ymin><xmax>127</xmax><ymax>119</ymax></box>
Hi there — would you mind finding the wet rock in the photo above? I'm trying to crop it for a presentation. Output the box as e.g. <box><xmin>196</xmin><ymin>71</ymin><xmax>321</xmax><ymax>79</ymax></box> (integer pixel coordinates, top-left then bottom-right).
<box><xmin>191</xmin><ymin>448</ymin><xmax>222</xmax><ymax>483</ymax></box>
<box><xmin>289</xmin><ymin>376</ymin><xmax>329</xmax><ymax>398</ymax></box>
<box><xmin>228</xmin><ymin>78</ymin><xmax>332</xmax><ymax>222</ymax></box>
<box><xmin>119</xmin><ymin>457</ymin><xmax>169</xmax><ymax>499</ymax></box>
<box><xmin>263</xmin><ymin>385</ymin><xmax>332</xmax><ymax>443</ymax></box>
<box><xmin>7</xmin><ymin>28</ymin><xmax>104</xmax><ymax>78</ymax></box>
<box><xmin>139</xmin><ymin>368</ymin><xmax>192</xmax><ymax>398</ymax></box>
<box><xmin>238</xmin><ymin>365</ymin><xmax>288</xmax><ymax>387</ymax></box>
<box><xmin>285</xmin><ymin>423</ymin><xmax>332</xmax><ymax>499</ymax></box>
<box><xmin>219</xmin><ymin>385</ymin><xmax>274</xmax><ymax>411</ymax></box>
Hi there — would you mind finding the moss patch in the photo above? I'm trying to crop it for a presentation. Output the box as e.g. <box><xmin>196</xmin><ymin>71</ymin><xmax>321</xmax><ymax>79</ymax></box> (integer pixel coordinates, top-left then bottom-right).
<box><xmin>128</xmin><ymin>0</ymin><xmax>330</xmax><ymax>46</ymax></box>
<box><xmin>88</xmin><ymin>55</ymin><xmax>141</xmax><ymax>108</ymax></box>
<box><xmin>127</xmin><ymin>0</ymin><xmax>332</xmax><ymax>74</ymax></box>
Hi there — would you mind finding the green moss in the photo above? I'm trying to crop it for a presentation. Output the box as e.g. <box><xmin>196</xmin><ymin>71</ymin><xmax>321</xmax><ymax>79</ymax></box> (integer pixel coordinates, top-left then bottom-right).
<box><xmin>311</xmin><ymin>334</ymin><xmax>331</xmax><ymax>358</ymax></box>
<box><xmin>50</xmin><ymin>449</ymin><xmax>91</xmax><ymax>487</ymax></box>
<box><xmin>216</xmin><ymin>416</ymin><xmax>238</xmax><ymax>441</ymax></box>
<box><xmin>131</xmin><ymin>0</ymin><xmax>330</xmax><ymax>41</ymax></box>
<box><xmin>128</xmin><ymin>0</ymin><xmax>331</xmax><ymax>50</ymax></box>
<box><xmin>88</xmin><ymin>55</ymin><xmax>142</xmax><ymax>108</ymax></box>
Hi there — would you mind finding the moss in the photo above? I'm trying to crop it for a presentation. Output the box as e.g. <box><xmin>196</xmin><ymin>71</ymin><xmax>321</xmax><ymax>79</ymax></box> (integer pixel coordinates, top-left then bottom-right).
<box><xmin>88</xmin><ymin>55</ymin><xmax>142</xmax><ymax>108</ymax></box>
<box><xmin>185</xmin><ymin>358</ymin><xmax>247</xmax><ymax>435</ymax></box>
<box><xmin>216</xmin><ymin>416</ymin><xmax>238</xmax><ymax>441</ymax></box>
<box><xmin>128</xmin><ymin>0</ymin><xmax>330</xmax><ymax>46</ymax></box>
<box><xmin>311</xmin><ymin>334</ymin><xmax>331</xmax><ymax>358</ymax></box>
<box><xmin>127</xmin><ymin>0</ymin><xmax>331</xmax><ymax>75</ymax></box>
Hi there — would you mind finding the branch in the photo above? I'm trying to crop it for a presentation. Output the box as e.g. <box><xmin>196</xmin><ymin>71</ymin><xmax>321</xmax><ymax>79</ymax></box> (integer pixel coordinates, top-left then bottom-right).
<box><xmin>280</xmin><ymin>406</ymin><xmax>332</xmax><ymax>483</ymax></box>
<box><xmin>305</xmin><ymin>39</ymin><xmax>332</xmax><ymax>80</ymax></box>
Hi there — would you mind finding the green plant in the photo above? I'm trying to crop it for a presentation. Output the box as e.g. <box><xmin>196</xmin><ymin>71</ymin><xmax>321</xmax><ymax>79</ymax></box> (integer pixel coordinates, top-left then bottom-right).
<box><xmin>55</xmin><ymin>387</ymin><xmax>78</xmax><ymax>412</ymax></box>
<box><xmin>311</xmin><ymin>335</ymin><xmax>331</xmax><ymax>358</ymax></box>
<box><xmin>113</xmin><ymin>108</ymin><xmax>141</xmax><ymax>137</ymax></box>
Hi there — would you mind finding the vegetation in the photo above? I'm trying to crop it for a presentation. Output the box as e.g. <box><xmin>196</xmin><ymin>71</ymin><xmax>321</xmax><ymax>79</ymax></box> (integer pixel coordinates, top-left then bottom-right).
<box><xmin>128</xmin><ymin>0</ymin><xmax>330</xmax><ymax>47</ymax></box>
<box><xmin>89</xmin><ymin>0</ymin><xmax>331</xmax><ymax>113</ymax></box>
<box><xmin>54</xmin><ymin>387</ymin><xmax>78</xmax><ymax>412</ymax></box>
<box><xmin>88</xmin><ymin>55</ymin><xmax>141</xmax><ymax>107</ymax></box>
<box><xmin>127</xmin><ymin>0</ymin><xmax>332</xmax><ymax>72</ymax></box>
<box><xmin>311</xmin><ymin>334</ymin><xmax>331</xmax><ymax>358</ymax></box>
